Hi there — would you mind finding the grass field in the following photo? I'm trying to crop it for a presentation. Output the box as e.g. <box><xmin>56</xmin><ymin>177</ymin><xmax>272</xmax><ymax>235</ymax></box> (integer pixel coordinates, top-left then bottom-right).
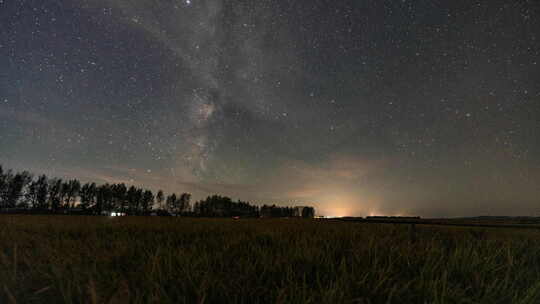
<box><xmin>2</xmin><ymin>215</ymin><xmax>540</xmax><ymax>303</ymax></box>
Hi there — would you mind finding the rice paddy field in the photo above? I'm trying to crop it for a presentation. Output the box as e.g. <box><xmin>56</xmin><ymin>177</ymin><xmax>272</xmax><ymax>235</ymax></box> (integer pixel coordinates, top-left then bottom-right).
<box><xmin>2</xmin><ymin>215</ymin><xmax>540</xmax><ymax>303</ymax></box>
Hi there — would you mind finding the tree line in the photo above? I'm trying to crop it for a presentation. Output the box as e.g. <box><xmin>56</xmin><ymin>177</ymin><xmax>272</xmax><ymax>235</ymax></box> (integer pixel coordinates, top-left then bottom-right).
<box><xmin>0</xmin><ymin>165</ymin><xmax>190</xmax><ymax>215</ymax></box>
<box><xmin>0</xmin><ymin>165</ymin><xmax>315</xmax><ymax>218</ymax></box>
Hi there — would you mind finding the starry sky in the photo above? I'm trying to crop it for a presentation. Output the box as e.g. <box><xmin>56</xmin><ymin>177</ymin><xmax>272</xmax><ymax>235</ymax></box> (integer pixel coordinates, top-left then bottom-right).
<box><xmin>1</xmin><ymin>0</ymin><xmax>539</xmax><ymax>217</ymax></box>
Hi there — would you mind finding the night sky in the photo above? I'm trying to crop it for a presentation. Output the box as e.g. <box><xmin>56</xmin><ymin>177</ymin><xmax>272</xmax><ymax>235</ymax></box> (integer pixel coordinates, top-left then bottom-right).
<box><xmin>1</xmin><ymin>0</ymin><xmax>539</xmax><ymax>217</ymax></box>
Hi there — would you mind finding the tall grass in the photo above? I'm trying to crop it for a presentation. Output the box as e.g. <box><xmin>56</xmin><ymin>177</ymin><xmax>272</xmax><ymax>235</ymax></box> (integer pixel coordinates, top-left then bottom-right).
<box><xmin>2</xmin><ymin>215</ymin><xmax>540</xmax><ymax>303</ymax></box>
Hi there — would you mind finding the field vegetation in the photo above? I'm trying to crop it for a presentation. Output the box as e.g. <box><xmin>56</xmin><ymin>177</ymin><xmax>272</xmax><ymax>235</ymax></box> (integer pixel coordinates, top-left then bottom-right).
<box><xmin>2</xmin><ymin>215</ymin><xmax>540</xmax><ymax>303</ymax></box>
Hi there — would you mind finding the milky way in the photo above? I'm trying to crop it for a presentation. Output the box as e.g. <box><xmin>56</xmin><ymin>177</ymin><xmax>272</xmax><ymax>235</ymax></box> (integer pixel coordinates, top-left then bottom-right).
<box><xmin>1</xmin><ymin>0</ymin><xmax>539</xmax><ymax>217</ymax></box>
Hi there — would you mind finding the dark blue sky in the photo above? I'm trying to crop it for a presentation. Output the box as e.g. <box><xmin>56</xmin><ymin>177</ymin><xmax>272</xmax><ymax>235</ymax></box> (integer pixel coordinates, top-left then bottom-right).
<box><xmin>1</xmin><ymin>0</ymin><xmax>539</xmax><ymax>217</ymax></box>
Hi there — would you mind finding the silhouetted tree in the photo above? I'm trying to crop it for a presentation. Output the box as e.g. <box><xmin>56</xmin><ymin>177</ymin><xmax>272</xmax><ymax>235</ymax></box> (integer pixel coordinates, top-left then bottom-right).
<box><xmin>302</xmin><ymin>206</ymin><xmax>315</xmax><ymax>218</ymax></box>
<box><xmin>141</xmin><ymin>190</ymin><xmax>154</xmax><ymax>213</ymax></box>
<box><xmin>62</xmin><ymin>179</ymin><xmax>81</xmax><ymax>210</ymax></box>
<box><xmin>7</xmin><ymin>171</ymin><xmax>32</xmax><ymax>208</ymax></box>
<box><xmin>80</xmin><ymin>183</ymin><xmax>97</xmax><ymax>211</ymax></box>
<box><xmin>135</xmin><ymin>188</ymin><xmax>143</xmax><ymax>214</ymax></box>
<box><xmin>178</xmin><ymin>193</ymin><xmax>191</xmax><ymax>214</ymax></box>
<box><xmin>194</xmin><ymin>195</ymin><xmax>258</xmax><ymax>217</ymax></box>
<box><xmin>0</xmin><ymin>165</ymin><xmax>9</xmax><ymax>208</ymax></box>
<box><xmin>35</xmin><ymin>175</ymin><xmax>49</xmax><ymax>210</ymax></box>
<box><xmin>0</xmin><ymin>170</ymin><xmax>30</xmax><ymax>208</ymax></box>
<box><xmin>26</xmin><ymin>175</ymin><xmax>48</xmax><ymax>209</ymax></box>
<box><xmin>166</xmin><ymin>193</ymin><xmax>177</xmax><ymax>214</ymax></box>
<box><xmin>156</xmin><ymin>190</ymin><xmax>164</xmax><ymax>211</ymax></box>
<box><xmin>260</xmin><ymin>204</ymin><xmax>299</xmax><ymax>218</ymax></box>
<box><xmin>126</xmin><ymin>186</ymin><xmax>144</xmax><ymax>214</ymax></box>
<box><xmin>193</xmin><ymin>201</ymin><xmax>201</xmax><ymax>215</ymax></box>
<box><xmin>96</xmin><ymin>184</ymin><xmax>114</xmax><ymax>214</ymax></box>
<box><xmin>111</xmin><ymin>183</ymin><xmax>127</xmax><ymax>212</ymax></box>
<box><xmin>48</xmin><ymin>179</ymin><xmax>63</xmax><ymax>212</ymax></box>
<box><xmin>126</xmin><ymin>186</ymin><xmax>136</xmax><ymax>214</ymax></box>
